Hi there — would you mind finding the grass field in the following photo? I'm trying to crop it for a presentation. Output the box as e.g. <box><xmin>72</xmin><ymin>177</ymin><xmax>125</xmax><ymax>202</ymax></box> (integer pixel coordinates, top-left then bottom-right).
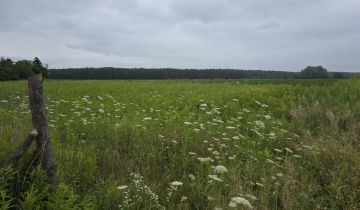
<box><xmin>1</xmin><ymin>79</ymin><xmax>360</xmax><ymax>209</ymax></box>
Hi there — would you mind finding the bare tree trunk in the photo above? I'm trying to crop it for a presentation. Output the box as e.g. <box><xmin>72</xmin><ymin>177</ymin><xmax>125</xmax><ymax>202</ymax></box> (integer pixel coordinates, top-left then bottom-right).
<box><xmin>28</xmin><ymin>74</ymin><xmax>57</xmax><ymax>187</ymax></box>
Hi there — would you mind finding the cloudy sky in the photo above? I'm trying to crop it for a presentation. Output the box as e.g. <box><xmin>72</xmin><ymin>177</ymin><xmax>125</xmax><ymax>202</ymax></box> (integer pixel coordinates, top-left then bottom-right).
<box><xmin>0</xmin><ymin>0</ymin><xmax>359</xmax><ymax>71</ymax></box>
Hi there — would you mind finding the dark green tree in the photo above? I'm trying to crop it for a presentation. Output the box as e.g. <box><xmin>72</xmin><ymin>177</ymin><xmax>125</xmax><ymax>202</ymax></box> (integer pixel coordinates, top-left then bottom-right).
<box><xmin>300</xmin><ymin>66</ymin><xmax>329</xmax><ymax>79</ymax></box>
<box><xmin>0</xmin><ymin>57</ymin><xmax>16</xmax><ymax>80</ymax></box>
<box><xmin>32</xmin><ymin>57</ymin><xmax>48</xmax><ymax>77</ymax></box>
<box><xmin>14</xmin><ymin>60</ymin><xmax>33</xmax><ymax>79</ymax></box>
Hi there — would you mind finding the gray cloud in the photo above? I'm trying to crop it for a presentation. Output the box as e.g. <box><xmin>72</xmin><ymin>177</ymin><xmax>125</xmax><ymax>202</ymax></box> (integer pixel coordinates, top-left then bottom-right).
<box><xmin>0</xmin><ymin>0</ymin><xmax>359</xmax><ymax>71</ymax></box>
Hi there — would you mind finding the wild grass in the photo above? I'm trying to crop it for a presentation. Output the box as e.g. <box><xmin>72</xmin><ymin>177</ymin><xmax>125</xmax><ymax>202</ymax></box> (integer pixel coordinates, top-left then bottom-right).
<box><xmin>0</xmin><ymin>79</ymin><xmax>359</xmax><ymax>209</ymax></box>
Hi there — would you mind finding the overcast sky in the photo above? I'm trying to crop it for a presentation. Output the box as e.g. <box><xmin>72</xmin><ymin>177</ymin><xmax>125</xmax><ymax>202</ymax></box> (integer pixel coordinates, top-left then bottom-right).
<box><xmin>0</xmin><ymin>0</ymin><xmax>359</xmax><ymax>71</ymax></box>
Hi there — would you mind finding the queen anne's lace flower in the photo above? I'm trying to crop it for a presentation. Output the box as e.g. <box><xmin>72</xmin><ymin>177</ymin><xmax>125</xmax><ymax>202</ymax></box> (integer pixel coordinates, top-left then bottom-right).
<box><xmin>170</xmin><ymin>181</ymin><xmax>183</xmax><ymax>186</ymax></box>
<box><xmin>229</xmin><ymin>197</ymin><xmax>253</xmax><ymax>209</ymax></box>
<box><xmin>213</xmin><ymin>165</ymin><xmax>228</xmax><ymax>174</ymax></box>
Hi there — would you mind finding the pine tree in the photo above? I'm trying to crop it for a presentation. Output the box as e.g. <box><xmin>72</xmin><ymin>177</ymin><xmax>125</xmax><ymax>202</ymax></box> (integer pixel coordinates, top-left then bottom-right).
<box><xmin>32</xmin><ymin>57</ymin><xmax>48</xmax><ymax>77</ymax></box>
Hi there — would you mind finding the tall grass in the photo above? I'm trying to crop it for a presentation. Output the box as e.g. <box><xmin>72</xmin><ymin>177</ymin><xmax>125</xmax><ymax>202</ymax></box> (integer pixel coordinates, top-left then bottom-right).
<box><xmin>0</xmin><ymin>79</ymin><xmax>359</xmax><ymax>209</ymax></box>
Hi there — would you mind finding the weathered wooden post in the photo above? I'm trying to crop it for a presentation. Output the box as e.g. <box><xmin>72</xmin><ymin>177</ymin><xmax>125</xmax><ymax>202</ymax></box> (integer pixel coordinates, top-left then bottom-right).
<box><xmin>1</xmin><ymin>58</ymin><xmax>57</xmax><ymax>189</ymax></box>
<box><xmin>28</xmin><ymin>73</ymin><xmax>57</xmax><ymax>186</ymax></box>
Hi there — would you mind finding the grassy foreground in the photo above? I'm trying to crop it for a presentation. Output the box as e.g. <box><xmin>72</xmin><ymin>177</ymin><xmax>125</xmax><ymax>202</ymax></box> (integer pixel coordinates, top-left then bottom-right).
<box><xmin>0</xmin><ymin>79</ymin><xmax>359</xmax><ymax>209</ymax></box>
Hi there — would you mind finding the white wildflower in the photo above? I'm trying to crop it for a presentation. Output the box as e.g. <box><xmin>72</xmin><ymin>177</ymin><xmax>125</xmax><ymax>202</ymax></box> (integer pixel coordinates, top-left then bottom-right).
<box><xmin>228</xmin><ymin>201</ymin><xmax>237</xmax><ymax>208</ymax></box>
<box><xmin>98</xmin><ymin>109</ymin><xmax>104</xmax><ymax>113</ymax></box>
<box><xmin>213</xmin><ymin>165</ymin><xmax>228</xmax><ymax>174</ymax></box>
<box><xmin>208</xmin><ymin>175</ymin><xmax>223</xmax><ymax>182</ymax></box>
<box><xmin>230</xmin><ymin>197</ymin><xmax>253</xmax><ymax>209</ymax></box>
<box><xmin>232</xmin><ymin>136</ymin><xmax>240</xmax><ymax>140</ymax></box>
<box><xmin>264</xmin><ymin>115</ymin><xmax>271</xmax><ymax>120</ymax></box>
<box><xmin>255</xmin><ymin>120</ymin><xmax>265</xmax><ymax>129</ymax></box>
<box><xmin>285</xmin><ymin>147</ymin><xmax>293</xmax><ymax>153</ymax></box>
<box><xmin>276</xmin><ymin>173</ymin><xmax>284</xmax><ymax>177</ymax></box>
<box><xmin>228</xmin><ymin>155</ymin><xmax>236</xmax><ymax>160</ymax></box>
<box><xmin>212</xmin><ymin>150</ymin><xmax>220</xmax><ymax>156</ymax></box>
<box><xmin>170</xmin><ymin>181</ymin><xmax>183</xmax><ymax>186</ymax></box>
<box><xmin>117</xmin><ymin>185</ymin><xmax>128</xmax><ymax>190</ymax></box>
<box><xmin>181</xmin><ymin>196</ymin><xmax>187</xmax><ymax>202</ymax></box>
<box><xmin>197</xmin><ymin>157</ymin><xmax>213</xmax><ymax>163</ymax></box>
<box><xmin>302</xmin><ymin>145</ymin><xmax>312</xmax><ymax>150</ymax></box>
<box><xmin>254</xmin><ymin>130</ymin><xmax>264</xmax><ymax>137</ymax></box>
<box><xmin>207</xmin><ymin>196</ymin><xmax>215</xmax><ymax>201</ymax></box>
<box><xmin>269</xmin><ymin>132</ymin><xmax>276</xmax><ymax>137</ymax></box>
<box><xmin>273</xmin><ymin>148</ymin><xmax>282</xmax><ymax>153</ymax></box>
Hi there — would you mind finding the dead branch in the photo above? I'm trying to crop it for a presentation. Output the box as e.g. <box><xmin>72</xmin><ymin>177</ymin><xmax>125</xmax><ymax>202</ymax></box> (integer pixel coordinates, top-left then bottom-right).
<box><xmin>0</xmin><ymin>129</ymin><xmax>38</xmax><ymax>170</ymax></box>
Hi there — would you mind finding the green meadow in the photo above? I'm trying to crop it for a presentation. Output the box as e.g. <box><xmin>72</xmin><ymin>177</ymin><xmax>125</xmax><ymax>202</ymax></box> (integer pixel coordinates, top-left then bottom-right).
<box><xmin>1</xmin><ymin>79</ymin><xmax>359</xmax><ymax>209</ymax></box>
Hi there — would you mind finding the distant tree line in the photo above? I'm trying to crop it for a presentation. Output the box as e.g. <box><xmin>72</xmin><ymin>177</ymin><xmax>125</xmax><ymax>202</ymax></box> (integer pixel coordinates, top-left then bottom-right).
<box><xmin>49</xmin><ymin>68</ymin><xmax>298</xmax><ymax>80</ymax></box>
<box><xmin>48</xmin><ymin>66</ymin><xmax>353</xmax><ymax>80</ymax></box>
<box><xmin>0</xmin><ymin>57</ymin><xmax>356</xmax><ymax>81</ymax></box>
<box><xmin>0</xmin><ymin>57</ymin><xmax>48</xmax><ymax>81</ymax></box>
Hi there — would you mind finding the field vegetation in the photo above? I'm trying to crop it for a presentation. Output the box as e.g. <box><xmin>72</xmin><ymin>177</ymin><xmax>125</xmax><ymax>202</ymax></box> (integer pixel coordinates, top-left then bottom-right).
<box><xmin>0</xmin><ymin>79</ymin><xmax>359</xmax><ymax>209</ymax></box>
